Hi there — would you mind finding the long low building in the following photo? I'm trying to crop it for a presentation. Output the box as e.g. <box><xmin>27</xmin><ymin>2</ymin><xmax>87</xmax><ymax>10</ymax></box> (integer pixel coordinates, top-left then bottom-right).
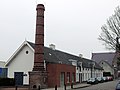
<box><xmin>5</xmin><ymin>40</ymin><xmax>103</xmax><ymax>87</ymax></box>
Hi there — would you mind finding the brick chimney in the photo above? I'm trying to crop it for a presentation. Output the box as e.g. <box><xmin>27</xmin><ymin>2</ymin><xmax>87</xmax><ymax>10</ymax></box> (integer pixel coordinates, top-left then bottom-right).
<box><xmin>29</xmin><ymin>4</ymin><xmax>47</xmax><ymax>89</ymax></box>
<box><xmin>33</xmin><ymin>4</ymin><xmax>45</xmax><ymax>71</ymax></box>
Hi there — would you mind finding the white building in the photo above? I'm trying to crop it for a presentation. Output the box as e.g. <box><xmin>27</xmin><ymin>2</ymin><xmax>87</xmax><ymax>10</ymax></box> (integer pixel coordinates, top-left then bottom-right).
<box><xmin>99</xmin><ymin>60</ymin><xmax>114</xmax><ymax>76</ymax></box>
<box><xmin>92</xmin><ymin>52</ymin><xmax>115</xmax><ymax>77</ymax></box>
<box><xmin>5</xmin><ymin>41</ymin><xmax>34</xmax><ymax>84</ymax></box>
<box><xmin>69</xmin><ymin>57</ymin><xmax>103</xmax><ymax>83</ymax></box>
<box><xmin>0</xmin><ymin>61</ymin><xmax>5</xmax><ymax>68</ymax></box>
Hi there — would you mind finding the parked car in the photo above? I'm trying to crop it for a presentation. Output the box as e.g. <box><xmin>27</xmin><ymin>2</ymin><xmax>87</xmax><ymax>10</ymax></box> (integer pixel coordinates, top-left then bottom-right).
<box><xmin>96</xmin><ymin>77</ymin><xmax>104</xmax><ymax>83</ymax></box>
<box><xmin>103</xmin><ymin>76</ymin><xmax>113</xmax><ymax>81</ymax></box>
<box><xmin>116</xmin><ymin>83</ymin><xmax>120</xmax><ymax>90</ymax></box>
<box><xmin>102</xmin><ymin>77</ymin><xmax>107</xmax><ymax>82</ymax></box>
<box><xmin>87</xmin><ymin>78</ymin><xmax>98</xmax><ymax>84</ymax></box>
<box><xmin>106</xmin><ymin>76</ymin><xmax>113</xmax><ymax>81</ymax></box>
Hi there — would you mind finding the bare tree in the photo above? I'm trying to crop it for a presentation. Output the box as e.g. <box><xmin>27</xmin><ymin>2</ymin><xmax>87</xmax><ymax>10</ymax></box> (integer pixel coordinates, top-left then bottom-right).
<box><xmin>98</xmin><ymin>6</ymin><xmax>120</xmax><ymax>50</ymax></box>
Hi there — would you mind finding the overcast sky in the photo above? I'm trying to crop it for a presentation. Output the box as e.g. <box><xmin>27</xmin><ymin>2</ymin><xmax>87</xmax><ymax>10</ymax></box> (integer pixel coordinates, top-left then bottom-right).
<box><xmin>0</xmin><ymin>0</ymin><xmax>120</xmax><ymax>61</ymax></box>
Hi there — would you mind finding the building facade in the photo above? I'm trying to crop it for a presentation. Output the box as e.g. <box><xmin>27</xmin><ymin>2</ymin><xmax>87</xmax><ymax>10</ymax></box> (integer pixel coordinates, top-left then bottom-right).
<box><xmin>92</xmin><ymin>52</ymin><xmax>115</xmax><ymax>77</ymax></box>
<box><xmin>5</xmin><ymin>41</ymin><xmax>103</xmax><ymax>87</ymax></box>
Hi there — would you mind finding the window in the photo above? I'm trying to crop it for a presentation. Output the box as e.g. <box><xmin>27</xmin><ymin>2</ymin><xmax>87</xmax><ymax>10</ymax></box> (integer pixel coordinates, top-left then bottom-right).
<box><xmin>82</xmin><ymin>73</ymin><xmax>84</xmax><ymax>81</ymax></box>
<box><xmin>72</xmin><ymin>73</ymin><xmax>75</xmax><ymax>83</ymax></box>
<box><xmin>49</xmin><ymin>53</ymin><xmax>52</xmax><ymax>56</ymax></box>
<box><xmin>67</xmin><ymin>72</ymin><xmax>70</xmax><ymax>83</ymax></box>
<box><xmin>26</xmin><ymin>51</ymin><xmax>29</xmax><ymax>54</ymax></box>
<box><xmin>79</xmin><ymin>67</ymin><xmax>81</xmax><ymax>71</ymax></box>
<box><xmin>77</xmin><ymin>67</ymin><xmax>78</xmax><ymax>70</ymax></box>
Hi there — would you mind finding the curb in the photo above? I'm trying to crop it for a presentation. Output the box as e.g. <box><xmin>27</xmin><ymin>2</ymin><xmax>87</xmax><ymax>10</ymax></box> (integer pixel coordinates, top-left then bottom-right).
<box><xmin>72</xmin><ymin>84</ymin><xmax>91</xmax><ymax>89</ymax></box>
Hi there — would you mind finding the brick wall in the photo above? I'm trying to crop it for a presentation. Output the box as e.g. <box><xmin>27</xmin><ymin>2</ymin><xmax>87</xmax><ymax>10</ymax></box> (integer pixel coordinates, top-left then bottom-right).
<box><xmin>47</xmin><ymin>63</ymin><xmax>76</xmax><ymax>87</ymax></box>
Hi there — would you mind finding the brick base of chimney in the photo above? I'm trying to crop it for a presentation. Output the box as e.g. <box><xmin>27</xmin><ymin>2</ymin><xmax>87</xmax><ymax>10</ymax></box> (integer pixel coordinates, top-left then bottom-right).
<box><xmin>29</xmin><ymin>71</ymin><xmax>48</xmax><ymax>90</ymax></box>
<box><xmin>33</xmin><ymin>62</ymin><xmax>45</xmax><ymax>71</ymax></box>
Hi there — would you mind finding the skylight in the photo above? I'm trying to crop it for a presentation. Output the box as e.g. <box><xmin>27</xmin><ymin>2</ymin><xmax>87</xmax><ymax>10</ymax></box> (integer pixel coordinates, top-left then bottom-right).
<box><xmin>49</xmin><ymin>53</ymin><xmax>52</xmax><ymax>56</ymax></box>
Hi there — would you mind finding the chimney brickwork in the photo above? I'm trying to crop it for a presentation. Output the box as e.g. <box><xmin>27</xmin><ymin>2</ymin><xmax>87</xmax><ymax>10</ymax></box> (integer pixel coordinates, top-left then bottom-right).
<box><xmin>29</xmin><ymin>4</ymin><xmax>48</xmax><ymax>90</ymax></box>
<box><xmin>33</xmin><ymin>4</ymin><xmax>45</xmax><ymax>71</ymax></box>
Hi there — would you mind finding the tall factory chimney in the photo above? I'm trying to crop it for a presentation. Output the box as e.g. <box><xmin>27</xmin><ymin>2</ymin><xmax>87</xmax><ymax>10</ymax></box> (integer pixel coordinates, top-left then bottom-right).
<box><xmin>29</xmin><ymin>4</ymin><xmax>47</xmax><ymax>89</ymax></box>
<box><xmin>33</xmin><ymin>4</ymin><xmax>45</xmax><ymax>71</ymax></box>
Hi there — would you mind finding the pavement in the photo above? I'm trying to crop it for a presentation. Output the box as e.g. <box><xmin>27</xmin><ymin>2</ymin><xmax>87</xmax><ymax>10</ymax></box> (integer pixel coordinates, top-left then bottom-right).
<box><xmin>42</xmin><ymin>83</ymin><xmax>91</xmax><ymax>90</ymax></box>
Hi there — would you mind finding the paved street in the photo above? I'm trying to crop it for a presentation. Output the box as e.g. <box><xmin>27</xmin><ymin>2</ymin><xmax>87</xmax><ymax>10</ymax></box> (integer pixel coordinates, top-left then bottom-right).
<box><xmin>75</xmin><ymin>80</ymin><xmax>119</xmax><ymax>90</ymax></box>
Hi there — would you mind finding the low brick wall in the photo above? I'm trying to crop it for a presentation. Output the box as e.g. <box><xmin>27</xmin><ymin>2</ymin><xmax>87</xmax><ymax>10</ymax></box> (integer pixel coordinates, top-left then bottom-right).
<box><xmin>0</xmin><ymin>86</ymin><xmax>29</xmax><ymax>90</ymax></box>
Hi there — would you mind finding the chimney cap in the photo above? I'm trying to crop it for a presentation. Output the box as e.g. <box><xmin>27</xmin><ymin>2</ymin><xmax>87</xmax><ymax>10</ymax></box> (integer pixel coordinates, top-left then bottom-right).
<box><xmin>37</xmin><ymin>4</ymin><xmax>45</xmax><ymax>10</ymax></box>
<box><xmin>79</xmin><ymin>54</ymin><xmax>83</xmax><ymax>58</ymax></box>
<box><xmin>49</xmin><ymin>44</ymin><xmax>55</xmax><ymax>50</ymax></box>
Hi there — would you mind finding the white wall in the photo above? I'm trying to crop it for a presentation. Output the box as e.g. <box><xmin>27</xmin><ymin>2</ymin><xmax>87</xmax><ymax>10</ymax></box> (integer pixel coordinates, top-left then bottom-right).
<box><xmin>6</xmin><ymin>45</ymin><xmax>34</xmax><ymax>84</ymax></box>
<box><xmin>81</xmin><ymin>67</ymin><xmax>103</xmax><ymax>81</ymax></box>
<box><xmin>76</xmin><ymin>67</ymin><xmax>80</xmax><ymax>82</ymax></box>
<box><xmin>0</xmin><ymin>61</ymin><xmax>5</xmax><ymax>68</ymax></box>
<box><xmin>99</xmin><ymin>61</ymin><xmax>114</xmax><ymax>75</ymax></box>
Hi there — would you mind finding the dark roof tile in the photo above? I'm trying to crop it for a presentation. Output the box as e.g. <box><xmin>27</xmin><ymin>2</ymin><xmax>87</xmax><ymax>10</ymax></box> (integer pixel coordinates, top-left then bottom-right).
<box><xmin>92</xmin><ymin>52</ymin><xmax>115</xmax><ymax>65</ymax></box>
<box><xmin>27</xmin><ymin>41</ymin><xmax>102</xmax><ymax>69</ymax></box>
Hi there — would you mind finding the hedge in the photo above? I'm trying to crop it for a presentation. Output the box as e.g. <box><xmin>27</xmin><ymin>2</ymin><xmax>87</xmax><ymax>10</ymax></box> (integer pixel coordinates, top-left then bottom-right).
<box><xmin>0</xmin><ymin>78</ymin><xmax>15</xmax><ymax>86</ymax></box>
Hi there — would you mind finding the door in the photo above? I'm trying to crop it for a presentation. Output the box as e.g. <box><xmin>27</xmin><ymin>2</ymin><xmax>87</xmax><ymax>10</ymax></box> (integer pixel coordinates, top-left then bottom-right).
<box><xmin>60</xmin><ymin>72</ymin><xmax>65</xmax><ymax>87</ymax></box>
<box><xmin>14</xmin><ymin>72</ymin><xmax>23</xmax><ymax>86</ymax></box>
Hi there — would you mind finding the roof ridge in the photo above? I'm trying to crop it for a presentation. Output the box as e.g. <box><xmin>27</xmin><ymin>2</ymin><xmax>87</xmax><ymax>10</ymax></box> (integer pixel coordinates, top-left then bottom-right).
<box><xmin>92</xmin><ymin>52</ymin><xmax>115</xmax><ymax>54</ymax></box>
<box><xmin>27</xmin><ymin>41</ymin><xmax>82</xmax><ymax>59</ymax></box>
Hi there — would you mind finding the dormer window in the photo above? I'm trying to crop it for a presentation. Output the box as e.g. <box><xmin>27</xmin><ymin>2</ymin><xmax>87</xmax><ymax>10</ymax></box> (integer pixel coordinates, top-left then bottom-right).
<box><xmin>69</xmin><ymin>59</ymin><xmax>77</xmax><ymax>66</ymax></box>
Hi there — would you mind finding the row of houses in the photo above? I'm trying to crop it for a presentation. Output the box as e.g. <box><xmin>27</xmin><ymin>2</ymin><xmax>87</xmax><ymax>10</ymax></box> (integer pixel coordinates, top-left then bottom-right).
<box><xmin>1</xmin><ymin>42</ymin><xmax>118</xmax><ymax>87</ymax></box>
<box><xmin>0</xmin><ymin>43</ymin><xmax>119</xmax><ymax>88</ymax></box>
<box><xmin>0</xmin><ymin>40</ymin><xmax>103</xmax><ymax>87</ymax></box>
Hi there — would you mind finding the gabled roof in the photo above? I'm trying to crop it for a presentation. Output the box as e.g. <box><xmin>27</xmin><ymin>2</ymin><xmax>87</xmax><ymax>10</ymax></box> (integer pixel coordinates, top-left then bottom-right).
<box><xmin>5</xmin><ymin>41</ymin><xmax>103</xmax><ymax>70</ymax></box>
<box><xmin>5</xmin><ymin>41</ymin><xmax>34</xmax><ymax>66</ymax></box>
<box><xmin>99</xmin><ymin>60</ymin><xmax>113</xmax><ymax>69</ymax></box>
<box><xmin>92</xmin><ymin>52</ymin><xmax>115</xmax><ymax>65</ymax></box>
<box><xmin>81</xmin><ymin>58</ymin><xmax>102</xmax><ymax>69</ymax></box>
